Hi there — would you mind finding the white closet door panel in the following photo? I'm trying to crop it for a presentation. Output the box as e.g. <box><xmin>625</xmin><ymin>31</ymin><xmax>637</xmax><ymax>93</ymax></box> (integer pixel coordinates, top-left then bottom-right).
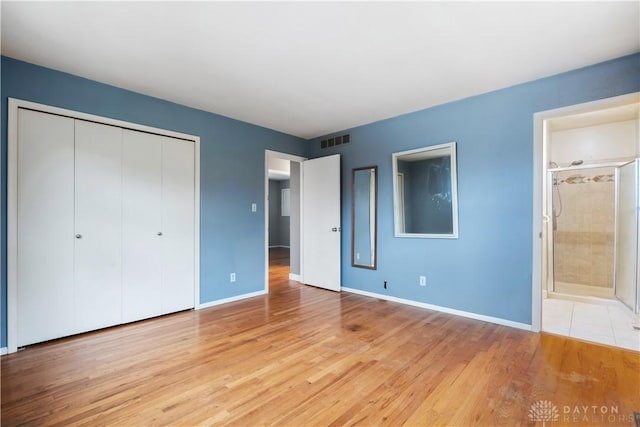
<box><xmin>74</xmin><ymin>121</ymin><xmax>123</xmax><ymax>332</ymax></box>
<box><xmin>17</xmin><ymin>109</ymin><xmax>75</xmax><ymax>346</ymax></box>
<box><xmin>161</xmin><ymin>137</ymin><xmax>195</xmax><ymax>313</ymax></box>
<box><xmin>122</xmin><ymin>130</ymin><xmax>163</xmax><ymax>322</ymax></box>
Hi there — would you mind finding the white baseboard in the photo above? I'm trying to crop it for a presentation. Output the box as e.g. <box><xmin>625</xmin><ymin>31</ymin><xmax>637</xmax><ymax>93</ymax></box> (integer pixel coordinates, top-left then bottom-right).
<box><xmin>1</xmin><ymin>347</ymin><xmax>7</xmax><ymax>356</ymax></box>
<box><xmin>197</xmin><ymin>290</ymin><xmax>267</xmax><ymax>310</ymax></box>
<box><xmin>342</xmin><ymin>287</ymin><xmax>532</xmax><ymax>331</ymax></box>
<box><xmin>289</xmin><ymin>273</ymin><xmax>301</xmax><ymax>281</ymax></box>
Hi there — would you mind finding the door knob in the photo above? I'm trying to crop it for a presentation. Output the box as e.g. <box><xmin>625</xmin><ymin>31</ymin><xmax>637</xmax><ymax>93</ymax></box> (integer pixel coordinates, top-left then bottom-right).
<box><xmin>157</xmin><ymin>232</ymin><xmax>163</xmax><ymax>236</ymax></box>
<box><xmin>75</xmin><ymin>234</ymin><xmax>82</xmax><ymax>239</ymax></box>
<box><xmin>331</xmin><ymin>227</ymin><xmax>341</xmax><ymax>232</ymax></box>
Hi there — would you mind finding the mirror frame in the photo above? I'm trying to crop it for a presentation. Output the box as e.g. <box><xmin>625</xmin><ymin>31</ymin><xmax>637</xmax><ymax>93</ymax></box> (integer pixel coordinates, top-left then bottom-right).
<box><xmin>351</xmin><ymin>166</ymin><xmax>378</xmax><ymax>270</ymax></box>
<box><xmin>392</xmin><ymin>142</ymin><xmax>459</xmax><ymax>239</ymax></box>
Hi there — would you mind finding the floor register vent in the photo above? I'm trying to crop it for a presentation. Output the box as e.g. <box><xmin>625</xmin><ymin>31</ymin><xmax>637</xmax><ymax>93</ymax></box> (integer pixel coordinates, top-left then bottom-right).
<box><xmin>320</xmin><ymin>133</ymin><xmax>350</xmax><ymax>149</ymax></box>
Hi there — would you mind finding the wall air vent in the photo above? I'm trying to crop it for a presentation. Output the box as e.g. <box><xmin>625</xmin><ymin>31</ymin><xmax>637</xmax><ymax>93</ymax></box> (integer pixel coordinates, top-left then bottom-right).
<box><xmin>319</xmin><ymin>133</ymin><xmax>351</xmax><ymax>149</ymax></box>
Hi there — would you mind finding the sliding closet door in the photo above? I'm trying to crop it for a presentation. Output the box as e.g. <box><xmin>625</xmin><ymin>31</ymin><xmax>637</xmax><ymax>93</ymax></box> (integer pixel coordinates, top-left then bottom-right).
<box><xmin>74</xmin><ymin>121</ymin><xmax>123</xmax><ymax>332</ymax></box>
<box><xmin>122</xmin><ymin>130</ymin><xmax>163</xmax><ymax>322</ymax></box>
<box><xmin>17</xmin><ymin>109</ymin><xmax>75</xmax><ymax>346</ymax></box>
<box><xmin>161</xmin><ymin>137</ymin><xmax>195</xmax><ymax>313</ymax></box>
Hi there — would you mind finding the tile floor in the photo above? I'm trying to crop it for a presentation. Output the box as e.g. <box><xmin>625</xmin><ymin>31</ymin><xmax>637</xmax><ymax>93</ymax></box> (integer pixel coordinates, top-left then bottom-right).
<box><xmin>542</xmin><ymin>297</ymin><xmax>640</xmax><ymax>351</ymax></box>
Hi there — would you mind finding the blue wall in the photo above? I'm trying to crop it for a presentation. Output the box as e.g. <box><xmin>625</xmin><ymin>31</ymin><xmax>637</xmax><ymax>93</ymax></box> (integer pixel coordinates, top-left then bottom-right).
<box><xmin>2</xmin><ymin>53</ymin><xmax>638</xmax><ymax>348</ymax></box>
<box><xmin>310</xmin><ymin>53</ymin><xmax>640</xmax><ymax>325</ymax></box>
<box><xmin>0</xmin><ymin>56</ymin><xmax>306</xmax><ymax>347</ymax></box>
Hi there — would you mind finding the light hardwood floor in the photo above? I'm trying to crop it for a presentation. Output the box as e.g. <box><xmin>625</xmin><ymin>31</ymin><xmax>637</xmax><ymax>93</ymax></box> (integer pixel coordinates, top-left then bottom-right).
<box><xmin>2</xmin><ymin>253</ymin><xmax>639</xmax><ymax>426</ymax></box>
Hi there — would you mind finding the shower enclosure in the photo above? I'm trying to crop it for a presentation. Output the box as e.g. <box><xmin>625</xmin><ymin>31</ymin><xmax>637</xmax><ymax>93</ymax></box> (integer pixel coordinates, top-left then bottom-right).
<box><xmin>547</xmin><ymin>159</ymin><xmax>639</xmax><ymax>313</ymax></box>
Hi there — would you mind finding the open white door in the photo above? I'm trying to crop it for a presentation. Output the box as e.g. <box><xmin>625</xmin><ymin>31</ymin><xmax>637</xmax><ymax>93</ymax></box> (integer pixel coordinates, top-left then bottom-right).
<box><xmin>302</xmin><ymin>154</ymin><xmax>341</xmax><ymax>291</ymax></box>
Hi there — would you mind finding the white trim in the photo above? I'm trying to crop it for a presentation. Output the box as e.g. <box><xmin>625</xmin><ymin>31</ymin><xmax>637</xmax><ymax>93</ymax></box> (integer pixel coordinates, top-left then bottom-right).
<box><xmin>391</xmin><ymin>141</ymin><xmax>459</xmax><ymax>239</ymax></box>
<box><xmin>369</xmin><ymin>170</ymin><xmax>376</xmax><ymax>266</ymax></box>
<box><xmin>197</xmin><ymin>290</ymin><xmax>266</xmax><ymax>310</ymax></box>
<box><xmin>0</xmin><ymin>347</ymin><xmax>7</xmax><ymax>356</ymax></box>
<box><xmin>342</xmin><ymin>287</ymin><xmax>532</xmax><ymax>331</ymax></box>
<box><xmin>264</xmin><ymin>150</ymin><xmax>306</xmax><ymax>294</ymax></box>
<box><xmin>194</xmin><ymin>134</ymin><xmax>201</xmax><ymax>314</ymax></box>
<box><xmin>531</xmin><ymin>92</ymin><xmax>640</xmax><ymax>335</ymax></box>
<box><xmin>266</xmin><ymin>150</ymin><xmax>308</xmax><ymax>163</ymax></box>
<box><xmin>289</xmin><ymin>273</ymin><xmax>301</xmax><ymax>281</ymax></box>
<box><xmin>7</xmin><ymin>99</ymin><xmax>19</xmax><ymax>353</ymax></box>
<box><xmin>299</xmin><ymin>160</ymin><xmax>305</xmax><ymax>286</ymax></box>
<box><xmin>7</xmin><ymin>98</ymin><xmax>201</xmax><ymax>354</ymax></box>
<box><xmin>531</xmin><ymin>112</ymin><xmax>544</xmax><ymax>333</ymax></box>
<box><xmin>396</xmin><ymin>172</ymin><xmax>406</xmax><ymax>233</ymax></box>
<box><xmin>10</xmin><ymin>99</ymin><xmax>197</xmax><ymax>141</ymax></box>
<box><xmin>614</xmin><ymin>166</ymin><xmax>620</xmax><ymax>300</ymax></box>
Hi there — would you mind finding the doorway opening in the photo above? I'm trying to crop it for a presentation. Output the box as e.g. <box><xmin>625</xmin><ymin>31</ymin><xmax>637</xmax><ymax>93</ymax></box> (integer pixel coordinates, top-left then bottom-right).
<box><xmin>533</xmin><ymin>94</ymin><xmax>639</xmax><ymax>351</ymax></box>
<box><xmin>265</xmin><ymin>150</ymin><xmax>305</xmax><ymax>293</ymax></box>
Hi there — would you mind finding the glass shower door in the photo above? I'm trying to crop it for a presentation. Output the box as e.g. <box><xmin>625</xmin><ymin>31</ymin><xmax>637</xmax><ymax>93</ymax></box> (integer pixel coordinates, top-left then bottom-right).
<box><xmin>615</xmin><ymin>159</ymin><xmax>639</xmax><ymax>312</ymax></box>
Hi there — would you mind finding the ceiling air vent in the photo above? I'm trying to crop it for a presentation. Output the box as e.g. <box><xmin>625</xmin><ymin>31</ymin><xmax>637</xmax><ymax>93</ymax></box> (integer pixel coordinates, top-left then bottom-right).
<box><xmin>320</xmin><ymin>133</ymin><xmax>351</xmax><ymax>149</ymax></box>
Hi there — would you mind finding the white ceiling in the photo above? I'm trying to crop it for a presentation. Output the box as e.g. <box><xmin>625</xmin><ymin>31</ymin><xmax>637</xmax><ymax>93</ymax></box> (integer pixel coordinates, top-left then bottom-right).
<box><xmin>2</xmin><ymin>2</ymin><xmax>638</xmax><ymax>139</ymax></box>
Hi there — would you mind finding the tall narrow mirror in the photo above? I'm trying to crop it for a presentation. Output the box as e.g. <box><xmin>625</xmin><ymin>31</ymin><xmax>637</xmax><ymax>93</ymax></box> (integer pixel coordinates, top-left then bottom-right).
<box><xmin>392</xmin><ymin>142</ymin><xmax>458</xmax><ymax>238</ymax></box>
<box><xmin>352</xmin><ymin>166</ymin><xmax>377</xmax><ymax>269</ymax></box>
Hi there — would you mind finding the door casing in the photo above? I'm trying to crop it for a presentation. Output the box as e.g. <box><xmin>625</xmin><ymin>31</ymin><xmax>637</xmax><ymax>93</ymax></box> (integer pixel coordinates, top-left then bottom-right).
<box><xmin>264</xmin><ymin>150</ymin><xmax>306</xmax><ymax>292</ymax></box>
<box><xmin>531</xmin><ymin>92</ymin><xmax>640</xmax><ymax>332</ymax></box>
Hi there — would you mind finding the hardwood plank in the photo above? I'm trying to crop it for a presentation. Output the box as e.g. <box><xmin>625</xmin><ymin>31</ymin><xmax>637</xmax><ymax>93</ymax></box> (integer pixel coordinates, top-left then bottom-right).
<box><xmin>2</xmin><ymin>261</ymin><xmax>639</xmax><ymax>426</ymax></box>
<box><xmin>268</xmin><ymin>247</ymin><xmax>290</xmax><ymax>267</ymax></box>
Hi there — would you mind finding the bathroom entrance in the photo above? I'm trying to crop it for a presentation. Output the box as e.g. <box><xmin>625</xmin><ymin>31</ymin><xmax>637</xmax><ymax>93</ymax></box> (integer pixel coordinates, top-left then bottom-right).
<box><xmin>537</xmin><ymin>96</ymin><xmax>640</xmax><ymax>350</ymax></box>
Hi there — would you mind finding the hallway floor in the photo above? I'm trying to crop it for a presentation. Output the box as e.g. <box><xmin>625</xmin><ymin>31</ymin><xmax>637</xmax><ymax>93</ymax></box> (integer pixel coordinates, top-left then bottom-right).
<box><xmin>268</xmin><ymin>247</ymin><xmax>290</xmax><ymax>268</ymax></box>
<box><xmin>542</xmin><ymin>297</ymin><xmax>639</xmax><ymax>351</ymax></box>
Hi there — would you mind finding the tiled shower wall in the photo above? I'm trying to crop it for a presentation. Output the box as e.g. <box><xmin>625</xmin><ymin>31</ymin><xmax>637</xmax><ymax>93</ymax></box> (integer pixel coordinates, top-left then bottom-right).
<box><xmin>553</xmin><ymin>167</ymin><xmax>615</xmax><ymax>288</ymax></box>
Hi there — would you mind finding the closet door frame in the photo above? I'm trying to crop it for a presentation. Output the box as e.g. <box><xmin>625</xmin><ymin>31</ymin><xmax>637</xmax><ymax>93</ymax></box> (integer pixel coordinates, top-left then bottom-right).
<box><xmin>7</xmin><ymin>98</ymin><xmax>201</xmax><ymax>354</ymax></box>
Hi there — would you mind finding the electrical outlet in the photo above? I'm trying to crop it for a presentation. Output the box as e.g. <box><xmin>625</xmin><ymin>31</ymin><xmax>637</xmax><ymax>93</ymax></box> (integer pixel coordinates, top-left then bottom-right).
<box><xmin>230</xmin><ymin>273</ymin><xmax>236</xmax><ymax>283</ymax></box>
<box><xmin>419</xmin><ymin>276</ymin><xmax>426</xmax><ymax>286</ymax></box>
<box><xmin>251</xmin><ymin>203</ymin><xmax>257</xmax><ymax>212</ymax></box>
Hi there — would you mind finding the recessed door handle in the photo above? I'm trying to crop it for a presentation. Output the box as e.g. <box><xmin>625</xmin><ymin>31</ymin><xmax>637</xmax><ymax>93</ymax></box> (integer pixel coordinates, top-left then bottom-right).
<box><xmin>157</xmin><ymin>232</ymin><xmax>163</xmax><ymax>236</ymax></box>
<box><xmin>75</xmin><ymin>234</ymin><xmax>82</xmax><ymax>239</ymax></box>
